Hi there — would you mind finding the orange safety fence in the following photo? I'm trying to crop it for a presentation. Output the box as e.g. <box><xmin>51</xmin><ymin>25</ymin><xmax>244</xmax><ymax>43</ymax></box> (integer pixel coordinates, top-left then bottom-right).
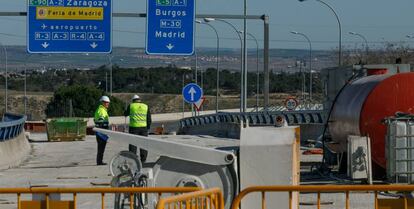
<box><xmin>0</xmin><ymin>187</ymin><xmax>199</xmax><ymax>209</ymax></box>
<box><xmin>231</xmin><ymin>185</ymin><xmax>414</xmax><ymax>209</ymax></box>
<box><xmin>156</xmin><ymin>188</ymin><xmax>224</xmax><ymax>209</ymax></box>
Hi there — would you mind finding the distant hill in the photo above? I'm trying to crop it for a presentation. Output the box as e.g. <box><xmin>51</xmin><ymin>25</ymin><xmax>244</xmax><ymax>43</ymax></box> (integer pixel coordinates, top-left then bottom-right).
<box><xmin>1</xmin><ymin>45</ymin><xmax>334</xmax><ymax>71</ymax></box>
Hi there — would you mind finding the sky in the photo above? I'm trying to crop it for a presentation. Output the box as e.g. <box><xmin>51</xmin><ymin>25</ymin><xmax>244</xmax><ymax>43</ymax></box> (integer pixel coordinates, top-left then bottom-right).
<box><xmin>1</xmin><ymin>0</ymin><xmax>414</xmax><ymax>50</ymax></box>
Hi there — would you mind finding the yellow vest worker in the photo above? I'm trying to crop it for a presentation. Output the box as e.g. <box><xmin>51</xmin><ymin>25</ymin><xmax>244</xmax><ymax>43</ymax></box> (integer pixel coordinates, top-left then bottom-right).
<box><xmin>129</xmin><ymin>103</ymin><xmax>149</xmax><ymax>128</ymax></box>
<box><xmin>94</xmin><ymin>105</ymin><xmax>109</xmax><ymax>128</ymax></box>
<box><xmin>94</xmin><ymin>96</ymin><xmax>110</xmax><ymax>166</ymax></box>
<box><xmin>124</xmin><ymin>95</ymin><xmax>152</xmax><ymax>162</ymax></box>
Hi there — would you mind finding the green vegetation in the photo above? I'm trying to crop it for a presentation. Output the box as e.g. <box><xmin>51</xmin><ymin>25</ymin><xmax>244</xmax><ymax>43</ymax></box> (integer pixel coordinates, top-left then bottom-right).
<box><xmin>45</xmin><ymin>85</ymin><xmax>125</xmax><ymax>117</ymax></box>
<box><xmin>2</xmin><ymin>65</ymin><xmax>321</xmax><ymax>117</ymax></box>
<box><xmin>6</xmin><ymin>65</ymin><xmax>321</xmax><ymax>95</ymax></box>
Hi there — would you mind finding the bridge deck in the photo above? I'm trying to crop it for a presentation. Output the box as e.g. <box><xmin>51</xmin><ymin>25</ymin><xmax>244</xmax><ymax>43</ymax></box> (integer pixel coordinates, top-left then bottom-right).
<box><xmin>0</xmin><ymin>133</ymin><xmax>375</xmax><ymax>209</ymax></box>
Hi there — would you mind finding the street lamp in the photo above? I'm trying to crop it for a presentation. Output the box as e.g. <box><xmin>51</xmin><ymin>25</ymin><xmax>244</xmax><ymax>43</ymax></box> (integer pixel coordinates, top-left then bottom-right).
<box><xmin>349</xmin><ymin>31</ymin><xmax>369</xmax><ymax>60</ymax></box>
<box><xmin>204</xmin><ymin>17</ymin><xmax>244</xmax><ymax>113</ymax></box>
<box><xmin>299</xmin><ymin>0</ymin><xmax>342</xmax><ymax>66</ymax></box>
<box><xmin>196</xmin><ymin>20</ymin><xmax>220</xmax><ymax>113</ymax></box>
<box><xmin>291</xmin><ymin>31</ymin><xmax>312</xmax><ymax>101</ymax></box>
<box><xmin>0</xmin><ymin>42</ymin><xmax>7</xmax><ymax>113</ymax></box>
<box><xmin>239</xmin><ymin>31</ymin><xmax>260</xmax><ymax>111</ymax></box>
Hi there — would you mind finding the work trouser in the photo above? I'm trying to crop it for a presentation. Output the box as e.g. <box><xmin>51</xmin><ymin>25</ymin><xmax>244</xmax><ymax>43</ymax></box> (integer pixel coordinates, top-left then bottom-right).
<box><xmin>96</xmin><ymin>136</ymin><xmax>107</xmax><ymax>165</ymax></box>
<box><xmin>128</xmin><ymin>127</ymin><xmax>149</xmax><ymax>162</ymax></box>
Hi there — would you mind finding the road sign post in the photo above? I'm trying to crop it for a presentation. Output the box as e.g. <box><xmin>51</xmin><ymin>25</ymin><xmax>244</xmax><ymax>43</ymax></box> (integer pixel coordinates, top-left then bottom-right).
<box><xmin>27</xmin><ymin>0</ymin><xmax>112</xmax><ymax>53</ymax></box>
<box><xmin>182</xmin><ymin>83</ymin><xmax>203</xmax><ymax>104</ymax></box>
<box><xmin>146</xmin><ymin>0</ymin><xmax>195</xmax><ymax>55</ymax></box>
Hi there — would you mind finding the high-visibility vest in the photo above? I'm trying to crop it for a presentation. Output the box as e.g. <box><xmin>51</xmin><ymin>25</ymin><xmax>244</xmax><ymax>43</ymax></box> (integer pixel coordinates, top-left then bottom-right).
<box><xmin>129</xmin><ymin>103</ymin><xmax>148</xmax><ymax>128</ymax></box>
<box><xmin>94</xmin><ymin>105</ymin><xmax>109</xmax><ymax>124</ymax></box>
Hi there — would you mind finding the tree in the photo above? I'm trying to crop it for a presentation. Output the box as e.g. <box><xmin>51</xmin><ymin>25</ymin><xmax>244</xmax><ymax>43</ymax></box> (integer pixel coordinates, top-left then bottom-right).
<box><xmin>45</xmin><ymin>85</ymin><xmax>125</xmax><ymax>118</ymax></box>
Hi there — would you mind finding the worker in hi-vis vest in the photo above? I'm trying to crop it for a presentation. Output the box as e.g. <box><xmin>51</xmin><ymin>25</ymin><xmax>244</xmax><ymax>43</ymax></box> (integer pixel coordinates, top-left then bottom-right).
<box><xmin>124</xmin><ymin>94</ymin><xmax>152</xmax><ymax>162</ymax></box>
<box><xmin>94</xmin><ymin>96</ymin><xmax>110</xmax><ymax>166</ymax></box>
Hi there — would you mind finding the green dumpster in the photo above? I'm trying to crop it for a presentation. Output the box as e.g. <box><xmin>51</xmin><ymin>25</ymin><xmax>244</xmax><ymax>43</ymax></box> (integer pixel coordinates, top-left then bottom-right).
<box><xmin>46</xmin><ymin>118</ymin><xmax>87</xmax><ymax>141</ymax></box>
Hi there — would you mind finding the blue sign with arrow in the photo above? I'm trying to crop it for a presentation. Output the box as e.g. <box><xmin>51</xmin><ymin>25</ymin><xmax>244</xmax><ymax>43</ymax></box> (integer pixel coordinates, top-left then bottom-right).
<box><xmin>182</xmin><ymin>83</ymin><xmax>203</xmax><ymax>103</ymax></box>
<box><xmin>146</xmin><ymin>0</ymin><xmax>195</xmax><ymax>55</ymax></box>
<box><xmin>27</xmin><ymin>0</ymin><xmax>112</xmax><ymax>53</ymax></box>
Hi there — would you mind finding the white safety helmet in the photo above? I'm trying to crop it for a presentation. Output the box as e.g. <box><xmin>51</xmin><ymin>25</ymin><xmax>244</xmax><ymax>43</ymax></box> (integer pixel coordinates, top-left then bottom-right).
<box><xmin>132</xmin><ymin>95</ymin><xmax>140</xmax><ymax>101</ymax></box>
<box><xmin>100</xmin><ymin>96</ymin><xmax>110</xmax><ymax>103</ymax></box>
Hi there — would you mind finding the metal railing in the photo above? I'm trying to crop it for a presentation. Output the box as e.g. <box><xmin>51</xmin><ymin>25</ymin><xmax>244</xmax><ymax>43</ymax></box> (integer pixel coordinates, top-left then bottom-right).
<box><xmin>231</xmin><ymin>185</ymin><xmax>414</xmax><ymax>209</ymax></box>
<box><xmin>179</xmin><ymin>110</ymin><xmax>326</xmax><ymax>128</ymax></box>
<box><xmin>4</xmin><ymin>185</ymin><xmax>414</xmax><ymax>209</ymax></box>
<box><xmin>263</xmin><ymin>104</ymin><xmax>324</xmax><ymax>112</ymax></box>
<box><xmin>0</xmin><ymin>187</ymin><xmax>199</xmax><ymax>209</ymax></box>
<box><xmin>0</xmin><ymin>113</ymin><xmax>26</xmax><ymax>141</ymax></box>
<box><xmin>157</xmin><ymin>188</ymin><xmax>224</xmax><ymax>209</ymax></box>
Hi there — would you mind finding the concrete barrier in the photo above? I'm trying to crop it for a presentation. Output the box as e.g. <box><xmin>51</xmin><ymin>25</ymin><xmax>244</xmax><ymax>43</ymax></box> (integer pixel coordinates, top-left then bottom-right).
<box><xmin>0</xmin><ymin>131</ymin><xmax>30</xmax><ymax>169</ymax></box>
<box><xmin>0</xmin><ymin>114</ymin><xmax>30</xmax><ymax>169</ymax></box>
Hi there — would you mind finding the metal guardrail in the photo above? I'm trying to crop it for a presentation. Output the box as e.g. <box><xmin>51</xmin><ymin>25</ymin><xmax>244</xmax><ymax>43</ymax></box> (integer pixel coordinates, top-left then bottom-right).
<box><xmin>179</xmin><ymin>110</ymin><xmax>326</xmax><ymax>128</ymax></box>
<box><xmin>0</xmin><ymin>187</ymin><xmax>199</xmax><ymax>209</ymax></box>
<box><xmin>263</xmin><ymin>104</ymin><xmax>324</xmax><ymax>112</ymax></box>
<box><xmin>231</xmin><ymin>185</ymin><xmax>414</xmax><ymax>209</ymax></box>
<box><xmin>157</xmin><ymin>188</ymin><xmax>224</xmax><ymax>209</ymax></box>
<box><xmin>0</xmin><ymin>113</ymin><xmax>26</xmax><ymax>141</ymax></box>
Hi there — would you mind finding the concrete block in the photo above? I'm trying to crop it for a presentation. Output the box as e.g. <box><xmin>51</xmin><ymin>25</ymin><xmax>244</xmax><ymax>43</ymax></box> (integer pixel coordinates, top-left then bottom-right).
<box><xmin>0</xmin><ymin>131</ymin><xmax>31</xmax><ymax>169</ymax></box>
<box><xmin>240</xmin><ymin>126</ymin><xmax>300</xmax><ymax>209</ymax></box>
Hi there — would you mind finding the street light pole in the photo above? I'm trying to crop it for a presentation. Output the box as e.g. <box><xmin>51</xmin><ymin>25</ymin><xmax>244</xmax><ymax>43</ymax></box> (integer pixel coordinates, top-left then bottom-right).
<box><xmin>24</xmin><ymin>64</ymin><xmax>27</xmax><ymax>116</ymax></box>
<box><xmin>105</xmin><ymin>71</ymin><xmax>108</xmax><ymax>93</ymax></box>
<box><xmin>242</xmin><ymin>0</ymin><xmax>248</xmax><ymax>113</ymax></box>
<box><xmin>194</xmin><ymin>30</ymin><xmax>198</xmax><ymax>116</ymax></box>
<box><xmin>349</xmin><ymin>31</ymin><xmax>369</xmax><ymax>61</ymax></box>
<box><xmin>297</xmin><ymin>60</ymin><xmax>305</xmax><ymax>102</ymax></box>
<box><xmin>107</xmin><ymin>55</ymin><xmax>113</xmax><ymax>96</ymax></box>
<box><xmin>204</xmin><ymin>18</ymin><xmax>243</xmax><ymax>113</ymax></box>
<box><xmin>0</xmin><ymin>42</ymin><xmax>7</xmax><ymax>113</ymax></box>
<box><xmin>291</xmin><ymin>31</ymin><xmax>312</xmax><ymax>101</ymax></box>
<box><xmin>196</xmin><ymin>20</ymin><xmax>220</xmax><ymax>113</ymax></box>
<box><xmin>299</xmin><ymin>0</ymin><xmax>341</xmax><ymax>66</ymax></box>
<box><xmin>24</xmin><ymin>55</ymin><xmax>31</xmax><ymax>116</ymax></box>
<box><xmin>194</xmin><ymin>51</ymin><xmax>198</xmax><ymax>84</ymax></box>
<box><xmin>240</xmin><ymin>31</ymin><xmax>260</xmax><ymax>111</ymax></box>
<box><xmin>182</xmin><ymin>72</ymin><xmax>185</xmax><ymax>118</ymax></box>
